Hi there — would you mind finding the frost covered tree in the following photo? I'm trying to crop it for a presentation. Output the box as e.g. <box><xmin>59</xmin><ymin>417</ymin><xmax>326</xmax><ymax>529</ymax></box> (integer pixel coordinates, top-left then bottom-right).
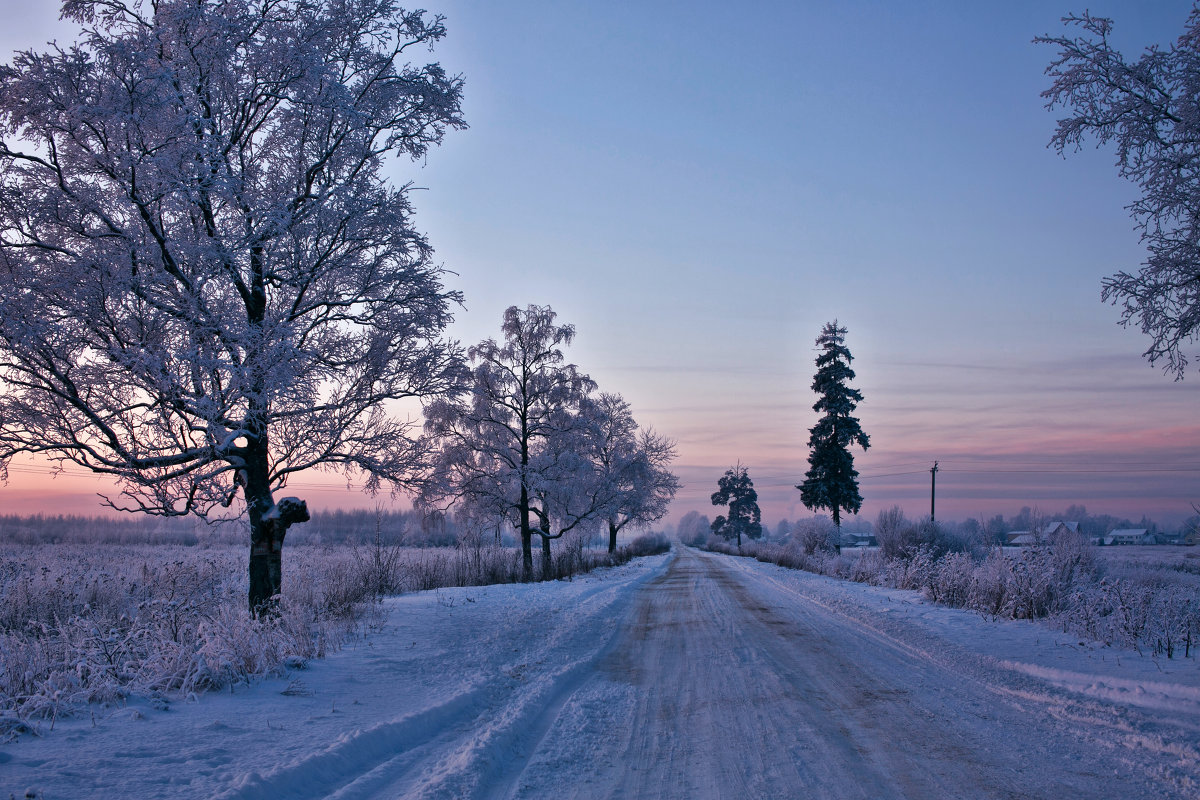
<box><xmin>0</xmin><ymin>1</ymin><xmax>465</xmax><ymax>612</ymax></box>
<box><xmin>1039</xmin><ymin>10</ymin><xmax>1200</xmax><ymax>377</ymax></box>
<box><xmin>586</xmin><ymin>393</ymin><xmax>680</xmax><ymax>553</ymax></box>
<box><xmin>798</xmin><ymin>321</ymin><xmax>869</xmax><ymax>544</ymax></box>
<box><xmin>421</xmin><ymin>305</ymin><xmax>603</xmax><ymax>579</ymax></box>
<box><xmin>710</xmin><ymin>464</ymin><xmax>762</xmax><ymax>547</ymax></box>
<box><xmin>676</xmin><ymin>509</ymin><xmax>711</xmax><ymax>546</ymax></box>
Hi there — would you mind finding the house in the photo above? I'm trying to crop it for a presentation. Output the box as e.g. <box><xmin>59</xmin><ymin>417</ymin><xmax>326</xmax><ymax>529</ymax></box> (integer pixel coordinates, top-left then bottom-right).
<box><xmin>1102</xmin><ymin>528</ymin><xmax>1152</xmax><ymax>546</ymax></box>
<box><xmin>1006</xmin><ymin>522</ymin><xmax>1081</xmax><ymax>546</ymax></box>
<box><xmin>1044</xmin><ymin>521</ymin><xmax>1080</xmax><ymax>536</ymax></box>
<box><xmin>842</xmin><ymin>532</ymin><xmax>877</xmax><ymax>548</ymax></box>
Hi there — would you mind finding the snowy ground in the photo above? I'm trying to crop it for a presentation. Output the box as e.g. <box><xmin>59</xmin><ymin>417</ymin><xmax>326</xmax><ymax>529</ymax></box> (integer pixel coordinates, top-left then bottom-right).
<box><xmin>4</xmin><ymin>545</ymin><xmax>1198</xmax><ymax>799</ymax></box>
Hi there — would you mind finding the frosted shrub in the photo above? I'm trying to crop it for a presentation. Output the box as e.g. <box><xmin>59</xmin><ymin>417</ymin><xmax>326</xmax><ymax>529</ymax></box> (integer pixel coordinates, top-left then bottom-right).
<box><xmin>968</xmin><ymin>549</ymin><xmax>1012</xmax><ymax>619</ymax></box>
<box><xmin>927</xmin><ymin>552</ymin><xmax>975</xmax><ymax>608</ymax></box>
<box><xmin>621</xmin><ymin>532</ymin><xmax>671</xmax><ymax>558</ymax></box>
<box><xmin>706</xmin><ymin>514</ymin><xmax>1199</xmax><ymax>662</ymax></box>
<box><xmin>0</xmin><ymin>545</ymin><xmax>360</xmax><ymax>739</ymax></box>
<box><xmin>1060</xmin><ymin>572</ymin><xmax>1200</xmax><ymax>658</ymax></box>
<box><xmin>1003</xmin><ymin>549</ymin><xmax>1059</xmax><ymax>619</ymax></box>
<box><xmin>874</xmin><ymin>506</ymin><xmax>909</xmax><ymax>560</ymax></box>
<box><xmin>849</xmin><ymin>548</ymin><xmax>886</xmax><ymax>585</ymax></box>
<box><xmin>889</xmin><ymin>546</ymin><xmax>936</xmax><ymax>591</ymax></box>
<box><xmin>793</xmin><ymin>517</ymin><xmax>838</xmax><ymax>555</ymax></box>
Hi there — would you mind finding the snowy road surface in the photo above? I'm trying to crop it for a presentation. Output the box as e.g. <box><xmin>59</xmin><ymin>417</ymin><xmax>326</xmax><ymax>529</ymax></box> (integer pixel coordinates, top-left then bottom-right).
<box><xmin>5</xmin><ymin>546</ymin><xmax>1199</xmax><ymax>799</ymax></box>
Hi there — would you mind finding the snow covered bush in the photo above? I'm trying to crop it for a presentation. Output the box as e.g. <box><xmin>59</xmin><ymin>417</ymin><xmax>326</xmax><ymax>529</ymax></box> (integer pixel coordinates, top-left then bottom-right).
<box><xmin>0</xmin><ymin>545</ymin><xmax>360</xmax><ymax>739</ymax></box>
<box><xmin>926</xmin><ymin>552</ymin><xmax>976</xmax><ymax>608</ymax></box>
<box><xmin>792</xmin><ymin>517</ymin><xmax>839</xmax><ymax>555</ymax></box>
<box><xmin>968</xmin><ymin>549</ymin><xmax>1013</xmax><ymax>619</ymax></box>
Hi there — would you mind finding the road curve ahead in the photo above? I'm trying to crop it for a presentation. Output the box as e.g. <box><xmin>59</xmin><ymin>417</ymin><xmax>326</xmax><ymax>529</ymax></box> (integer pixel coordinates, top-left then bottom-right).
<box><xmin>511</xmin><ymin>546</ymin><xmax>1186</xmax><ymax>800</ymax></box>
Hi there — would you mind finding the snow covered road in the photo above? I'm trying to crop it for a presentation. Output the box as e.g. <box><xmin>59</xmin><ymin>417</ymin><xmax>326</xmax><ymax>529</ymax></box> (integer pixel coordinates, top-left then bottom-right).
<box><xmin>5</xmin><ymin>545</ymin><xmax>1199</xmax><ymax>798</ymax></box>
<box><xmin>514</xmin><ymin>546</ymin><xmax>1197</xmax><ymax>799</ymax></box>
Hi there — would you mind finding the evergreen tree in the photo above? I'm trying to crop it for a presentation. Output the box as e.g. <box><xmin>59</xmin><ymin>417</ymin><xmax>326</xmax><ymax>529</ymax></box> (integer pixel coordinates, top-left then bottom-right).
<box><xmin>798</xmin><ymin>322</ymin><xmax>869</xmax><ymax>544</ymax></box>
<box><xmin>710</xmin><ymin>464</ymin><xmax>762</xmax><ymax>547</ymax></box>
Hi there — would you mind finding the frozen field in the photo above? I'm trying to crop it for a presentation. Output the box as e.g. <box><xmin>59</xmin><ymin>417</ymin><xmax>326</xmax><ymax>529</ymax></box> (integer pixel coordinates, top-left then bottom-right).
<box><xmin>3</xmin><ymin>545</ymin><xmax>1199</xmax><ymax>799</ymax></box>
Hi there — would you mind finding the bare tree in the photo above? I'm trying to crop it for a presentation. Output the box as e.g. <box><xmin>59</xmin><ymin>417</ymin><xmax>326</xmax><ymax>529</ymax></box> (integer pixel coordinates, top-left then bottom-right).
<box><xmin>421</xmin><ymin>305</ymin><xmax>601</xmax><ymax>579</ymax></box>
<box><xmin>1039</xmin><ymin>10</ymin><xmax>1200</xmax><ymax>377</ymax></box>
<box><xmin>0</xmin><ymin>1</ymin><xmax>466</xmax><ymax>612</ymax></box>
<box><xmin>585</xmin><ymin>393</ymin><xmax>679</xmax><ymax>553</ymax></box>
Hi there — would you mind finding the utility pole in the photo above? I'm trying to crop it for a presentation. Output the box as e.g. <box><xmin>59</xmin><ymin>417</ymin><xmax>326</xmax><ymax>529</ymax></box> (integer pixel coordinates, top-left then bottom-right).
<box><xmin>930</xmin><ymin>461</ymin><xmax>939</xmax><ymax>521</ymax></box>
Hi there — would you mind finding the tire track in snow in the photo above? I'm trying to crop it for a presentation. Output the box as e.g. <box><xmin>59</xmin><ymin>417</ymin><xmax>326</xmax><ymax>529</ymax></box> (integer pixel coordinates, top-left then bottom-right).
<box><xmin>214</xmin><ymin>554</ymin><xmax>672</xmax><ymax>800</ymax></box>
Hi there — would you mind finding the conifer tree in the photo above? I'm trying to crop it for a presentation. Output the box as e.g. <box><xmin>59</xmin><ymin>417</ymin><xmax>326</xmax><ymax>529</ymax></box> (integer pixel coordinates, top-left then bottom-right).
<box><xmin>710</xmin><ymin>463</ymin><xmax>762</xmax><ymax>547</ymax></box>
<box><xmin>798</xmin><ymin>322</ymin><xmax>869</xmax><ymax>544</ymax></box>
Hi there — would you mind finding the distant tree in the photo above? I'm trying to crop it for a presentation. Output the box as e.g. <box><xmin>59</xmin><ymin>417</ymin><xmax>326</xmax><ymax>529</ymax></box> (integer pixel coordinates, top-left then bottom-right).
<box><xmin>1063</xmin><ymin>504</ymin><xmax>1088</xmax><ymax>522</ymax></box>
<box><xmin>676</xmin><ymin>510</ymin><xmax>711</xmax><ymax>546</ymax></box>
<box><xmin>710</xmin><ymin>464</ymin><xmax>762</xmax><ymax>547</ymax></box>
<box><xmin>1039</xmin><ymin>11</ymin><xmax>1200</xmax><ymax>378</ymax></box>
<box><xmin>774</xmin><ymin>519</ymin><xmax>793</xmax><ymax>542</ymax></box>
<box><xmin>0</xmin><ymin>1</ymin><xmax>465</xmax><ymax>613</ymax></box>
<box><xmin>586</xmin><ymin>394</ymin><xmax>680</xmax><ymax>554</ymax></box>
<box><xmin>984</xmin><ymin>514</ymin><xmax>1009</xmax><ymax>546</ymax></box>
<box><xmin>798</xmin><ymin>322</ymin><xmax>870</xmax><ymax>543</ymax></box>
<box><xmin>421</xmin><ymin>305</ymin><xmax>601</xmax><ymax>579</ymax></box>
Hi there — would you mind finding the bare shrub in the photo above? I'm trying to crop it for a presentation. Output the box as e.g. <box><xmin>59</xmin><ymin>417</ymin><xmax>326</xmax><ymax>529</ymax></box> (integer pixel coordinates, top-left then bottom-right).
<box><xmin>927</xmin><ymin>552</ymin><xmax>975</xmax><ymax>608</ymax></box>
<box><xmin>874</xmin><ymin>506</ymin><xmax>910</xmax><ymax>560</ymax></box>
<box><xmin>793</xmin><ymin>517</ymin><xmax>839</xmax><ymax>555</ymax></box>
<box><xmin>968</xmin><ymin>549</ymin><xmax>1012</xmax><ymax>619</ymax></box>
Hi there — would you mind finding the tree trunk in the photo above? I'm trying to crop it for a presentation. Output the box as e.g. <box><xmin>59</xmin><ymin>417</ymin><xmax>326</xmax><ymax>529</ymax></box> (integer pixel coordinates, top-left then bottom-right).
<box><xmin>244</xmin><ymin>439</ymin><xmax>309</xmax><ymax>614</ymax></box>
<box><xmin>541</xmin><ymin>534</ymin><xmax>553</xmax><ymax>580</ymax></box>
<box><xmin>519</xmin><ymin>485</ymin><xmax>534</xmax><ymax>580</ymax></box>
<box><xmin>245</xmin><ymin>442</ymin><xmax>276</xmax><ymax>615</ymax></box>
<box><xmin>607</xmin><ymin>520</ymin><xmax>619</xmax><ymax>554</ymax></box>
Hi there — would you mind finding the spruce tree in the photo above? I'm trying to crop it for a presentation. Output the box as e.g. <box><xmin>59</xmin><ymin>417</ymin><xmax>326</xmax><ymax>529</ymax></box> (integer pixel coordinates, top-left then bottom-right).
<box><xmin>798</xmin><ymin>322</ymin><xmax>869</xmax><ymax>544</ymax></box>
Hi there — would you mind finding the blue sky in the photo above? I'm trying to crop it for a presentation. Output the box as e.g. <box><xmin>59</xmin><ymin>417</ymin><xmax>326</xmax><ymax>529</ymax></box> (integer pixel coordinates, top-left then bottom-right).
<box><xmin>2</xmin><ymin>1</ymin><xmax>1199</xmax><ymax>527</ymax></box>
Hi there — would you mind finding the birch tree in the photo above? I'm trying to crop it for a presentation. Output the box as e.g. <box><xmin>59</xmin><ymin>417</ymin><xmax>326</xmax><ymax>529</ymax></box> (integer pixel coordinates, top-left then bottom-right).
<box><xmin>586</xmin><ymin>393</ymin><xmax>679</xmax><ymax>553</ymax></box>
<box><xmin>421</xmin><ymin>305</ymin><xmax>600</xmax><ymax>579</ymax></box>
<box><xmin>0</xmin><ymin>0</ymin><xmax>466</xmax><ymax>612</ymax></box>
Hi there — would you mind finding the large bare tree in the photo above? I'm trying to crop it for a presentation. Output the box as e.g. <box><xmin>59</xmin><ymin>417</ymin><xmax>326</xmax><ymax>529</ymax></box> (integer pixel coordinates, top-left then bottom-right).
<box><xmin>1039</xmin><ymin>10</ymin><xmax>1200</xmax><ymax>378</ymax></box>
<box><xmin>0</xmin><ymin>0</ymin><xmax>466</xmax><ymax>611</ymax></box>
